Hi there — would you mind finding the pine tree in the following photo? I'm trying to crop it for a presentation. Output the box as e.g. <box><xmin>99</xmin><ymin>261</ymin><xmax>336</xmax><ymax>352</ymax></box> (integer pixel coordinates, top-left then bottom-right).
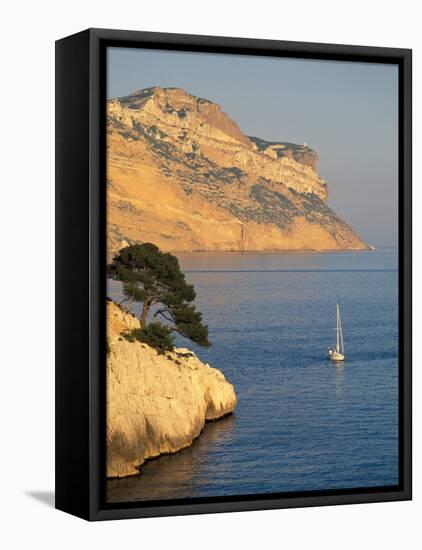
<box><xmin>108</xmin><ymin>243</ymin><xmax>210</xmax><ymax>348</ymax></box>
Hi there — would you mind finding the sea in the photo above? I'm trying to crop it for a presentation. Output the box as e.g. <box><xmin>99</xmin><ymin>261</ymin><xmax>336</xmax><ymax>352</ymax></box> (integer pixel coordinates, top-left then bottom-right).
<box><xmin>107</xmin><ymin>248</ymin><xmax>399</xmax><ymax>503</ymax></box>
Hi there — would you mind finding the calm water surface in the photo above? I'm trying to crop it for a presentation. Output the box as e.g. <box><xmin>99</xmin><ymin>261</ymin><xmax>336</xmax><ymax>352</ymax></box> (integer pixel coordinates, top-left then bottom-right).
<box><xmin>107</xmin><ymin>249</ymin><xmax>398</xmax><ymax>502</ymax></box>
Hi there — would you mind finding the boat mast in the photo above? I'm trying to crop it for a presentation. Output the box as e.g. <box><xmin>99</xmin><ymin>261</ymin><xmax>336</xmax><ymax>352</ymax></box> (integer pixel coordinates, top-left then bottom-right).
<box><xmin>339</xmin><ymin>307</ymin><xmax>344</xmax><ymax>354</ymax></box>
<box><xmin>336</xmin><ymin>304</ymin><xmax>340</xmax><ymax>352</ymax></box>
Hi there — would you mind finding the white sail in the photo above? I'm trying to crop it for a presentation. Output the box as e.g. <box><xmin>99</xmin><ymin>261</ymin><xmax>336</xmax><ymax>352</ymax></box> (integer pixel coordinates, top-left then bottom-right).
<box><xmin>328</xmin><ymin>304</ymin><xmax>345</xmax><ymax>361</ymax></box>
<box><xmin>336</xmin><ymin>304</ymin><xmax>340</xmax><ymax>352</ymax></box>
<box><xmin>338</xmin><ymin>305</ymin><xmax>344</xmax><ymax>354</ymax></box>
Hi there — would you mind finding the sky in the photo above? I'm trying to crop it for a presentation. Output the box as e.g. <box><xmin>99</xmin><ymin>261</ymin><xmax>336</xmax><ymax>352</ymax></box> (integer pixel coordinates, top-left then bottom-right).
<box><xmin>108</xmin><ymin>47</ymin><xmax>398</xmax><ymax>247</ymax></box>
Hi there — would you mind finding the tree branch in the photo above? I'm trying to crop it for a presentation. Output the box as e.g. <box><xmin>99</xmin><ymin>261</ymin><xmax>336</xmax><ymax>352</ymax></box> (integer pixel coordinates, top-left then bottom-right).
<box><xmin>154</xmin><ymin>308</ymin><xmax>176</xmax><ymax>324</ymax></box>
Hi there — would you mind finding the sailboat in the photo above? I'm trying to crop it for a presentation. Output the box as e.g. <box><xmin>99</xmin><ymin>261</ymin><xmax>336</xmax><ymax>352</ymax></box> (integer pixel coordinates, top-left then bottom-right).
<box><xmin>327</xmin><ymin>304</ymin><xmax>345</xmax><ymax>362</ymax></box>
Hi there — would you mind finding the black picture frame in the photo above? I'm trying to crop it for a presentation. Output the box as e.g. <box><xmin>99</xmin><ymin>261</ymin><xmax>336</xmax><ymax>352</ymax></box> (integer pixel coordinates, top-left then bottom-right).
<box><xmin>55</xmin><ymin>28</ymin><xmax>412</xmax><ymax>521</ymax></box>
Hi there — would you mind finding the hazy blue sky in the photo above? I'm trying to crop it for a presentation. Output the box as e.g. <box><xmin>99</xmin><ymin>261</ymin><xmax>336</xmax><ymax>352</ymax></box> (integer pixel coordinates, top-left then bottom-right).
<box><xmin>108</xmin><ymin>48</ymin><xmax>398</xmax><ymax>247</ymax></box>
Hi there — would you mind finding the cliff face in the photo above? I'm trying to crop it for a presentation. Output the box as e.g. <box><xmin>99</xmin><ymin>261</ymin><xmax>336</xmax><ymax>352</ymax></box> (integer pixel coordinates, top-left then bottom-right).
<box><xmin>107</xmin><ymin>300</ymin><xmax>237</xmax><ymax>478</ymax></box>
<box><xmin>107</xmin><ymin>86</ymin><xmax>367</xmax><ymax>256</ymax></box>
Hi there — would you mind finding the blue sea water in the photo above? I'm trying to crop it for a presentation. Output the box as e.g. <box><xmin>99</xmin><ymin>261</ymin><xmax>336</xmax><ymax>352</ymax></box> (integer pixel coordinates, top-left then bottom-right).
<box><xmin>107</xmin><ymin>249</ymin><xmax>399</xmax><ymax>503</ymax></box>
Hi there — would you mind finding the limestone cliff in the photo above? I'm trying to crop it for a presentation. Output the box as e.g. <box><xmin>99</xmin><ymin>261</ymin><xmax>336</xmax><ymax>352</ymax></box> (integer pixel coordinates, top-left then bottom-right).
<box><xmin>107</xmin><ymin>300</ymin><xmax>237</xmax><ymax>478</ymax></box>
<box><xmin>107</xmin><ymin>86</ymin><xmax>367</xmax><ymax>256</ymax></box>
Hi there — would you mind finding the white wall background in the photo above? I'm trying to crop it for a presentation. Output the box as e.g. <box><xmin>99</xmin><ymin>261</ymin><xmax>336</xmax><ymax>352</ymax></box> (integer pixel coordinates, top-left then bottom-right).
<box><xmin>0</xmin><ymin>1</ymin><xmax>419</xmax><ymax>547</ymax></box>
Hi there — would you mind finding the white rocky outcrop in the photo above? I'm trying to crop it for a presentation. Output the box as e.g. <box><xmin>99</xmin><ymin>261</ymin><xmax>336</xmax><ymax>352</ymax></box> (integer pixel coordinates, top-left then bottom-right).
<box><xmin>107</xmin><ymin>300</ymin><xmax>237</xmax><ymax>478</ymax></box>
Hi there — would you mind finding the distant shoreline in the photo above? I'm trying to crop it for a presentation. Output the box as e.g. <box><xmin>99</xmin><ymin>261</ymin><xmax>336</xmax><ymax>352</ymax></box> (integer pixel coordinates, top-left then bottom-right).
<box><xmin>108</xmin><ymin>248</ymin><xmax>376</xmax><ymax>261</ymax></box>
<box><xmin>173</xmin><ymin>248</ymin><xmax>375</xmax><ymax>254</ymax></box>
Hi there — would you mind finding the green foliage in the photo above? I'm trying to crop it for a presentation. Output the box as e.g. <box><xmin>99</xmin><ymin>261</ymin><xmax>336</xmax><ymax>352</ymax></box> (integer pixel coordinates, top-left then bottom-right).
<box><xmin>108</xmin><ymin>243</ymin><xmax>210</xmax><ymax>348</ymax></box>
<box><xmin>124</xmin><ymin>324</ymin><xmax>175</xmax><ymax>355</ymax></box>
<box><xmin>169</xmin><ymin>303</ymin><xmax>210</xmax><ymax>347</ymax></box>
<box><xmin>122</xmin><ymin>281</ymin><xmax>146</xmax><ymax>303</ymax></box>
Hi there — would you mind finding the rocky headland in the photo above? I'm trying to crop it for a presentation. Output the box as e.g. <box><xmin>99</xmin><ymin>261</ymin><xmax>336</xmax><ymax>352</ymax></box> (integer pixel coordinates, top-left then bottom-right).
<box><xmin>106</xmin><ymin>300</ymin><xmax>237</xmax><ymax>478</ymax></box>
<box><xmin>107</xmin><ymin>86</ymin><xmax>367</xmax><ymax>256</ymax></box>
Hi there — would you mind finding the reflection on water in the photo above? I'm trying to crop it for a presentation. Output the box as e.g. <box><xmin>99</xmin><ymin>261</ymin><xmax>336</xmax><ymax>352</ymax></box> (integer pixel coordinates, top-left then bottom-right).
<box><xmin>108</xmin><ymin>415</ymin><xmax>236</xmax><ymax>503</ymax></box>
<box><xmin>107</xmin><ymin>249</ymin><xmax>399</xmax><ymax>502</ymax></box>
<box><xmin>333</xmin><ymin>363</ymin><xmax>345</xmax><ymax>400</ymax></box>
